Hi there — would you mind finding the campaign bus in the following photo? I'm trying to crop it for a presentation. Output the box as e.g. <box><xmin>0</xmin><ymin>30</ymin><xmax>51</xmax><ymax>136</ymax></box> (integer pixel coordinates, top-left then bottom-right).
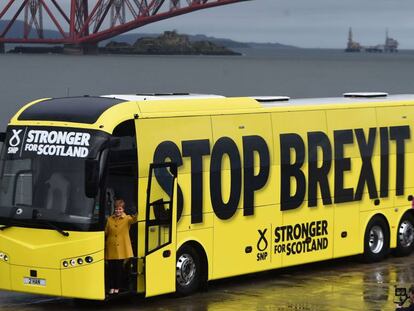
<box><xmin>0</xmin><ymin>92</ymin><xmax>413</xmax><ymax>300</ymax></box>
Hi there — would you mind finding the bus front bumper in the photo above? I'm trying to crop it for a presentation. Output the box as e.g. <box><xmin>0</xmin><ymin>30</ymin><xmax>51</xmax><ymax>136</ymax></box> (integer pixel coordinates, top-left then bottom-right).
<box><xmin>0</xmin><ymin>256</ymin><xmax>105</xmax><ymax>300</ymax></box>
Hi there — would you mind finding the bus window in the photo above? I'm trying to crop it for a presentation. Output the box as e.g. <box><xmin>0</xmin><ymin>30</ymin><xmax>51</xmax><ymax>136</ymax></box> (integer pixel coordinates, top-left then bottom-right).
<box><xmin>105</xmin><ymin>120</ymin><xmax>138</xmax><ymax>216</ymax></box>
<box><xmin>0</xmin><ymin>126</ymin><xmax>110</xmax><ymax>231</ymax></box>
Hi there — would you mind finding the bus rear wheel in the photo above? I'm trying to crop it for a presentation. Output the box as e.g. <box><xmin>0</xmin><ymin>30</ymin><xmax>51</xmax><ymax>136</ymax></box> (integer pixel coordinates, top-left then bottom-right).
<box><xmin>394</xmin><ymin>213</ymin><xmax>414</xmax><ymax>257</ymax></box>
<box><xmin>176</xmin><ymin>245</ymin><xmax>201</xmax><ymax>296</ymax></box>
<box><xmin>362</xmin><ymin>217</ymin><xmax>389</xmax><ymax>262</ymax></box>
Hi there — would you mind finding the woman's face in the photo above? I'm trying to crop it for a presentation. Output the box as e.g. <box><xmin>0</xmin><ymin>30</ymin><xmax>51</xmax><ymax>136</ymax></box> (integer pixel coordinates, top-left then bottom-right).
<box><xmin>114</xmin><ymin>205</ymin><xmax>124</xmax><ymax>217</ymax></box>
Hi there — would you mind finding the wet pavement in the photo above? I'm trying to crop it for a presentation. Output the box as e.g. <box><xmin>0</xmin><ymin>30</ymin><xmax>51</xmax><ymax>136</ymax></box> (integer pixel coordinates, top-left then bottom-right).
<box><xmin>1</xmin><ymin>253</ymin><xmax>413</xmax><ymax>311</ymax></box>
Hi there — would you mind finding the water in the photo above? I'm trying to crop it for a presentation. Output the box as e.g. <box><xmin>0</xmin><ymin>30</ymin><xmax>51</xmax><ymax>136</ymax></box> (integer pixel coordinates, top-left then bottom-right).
<box><xmin>1</xmin><ymin>48</ymin><xmax>414</xmax><ymax>130</ymax></box>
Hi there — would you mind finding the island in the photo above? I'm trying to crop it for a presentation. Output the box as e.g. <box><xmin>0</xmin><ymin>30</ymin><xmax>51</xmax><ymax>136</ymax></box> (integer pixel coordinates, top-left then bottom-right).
<box><xmin>101</xmin><ymin>30</ymin><xmax>241</xmax><ymax>55</ymax></box>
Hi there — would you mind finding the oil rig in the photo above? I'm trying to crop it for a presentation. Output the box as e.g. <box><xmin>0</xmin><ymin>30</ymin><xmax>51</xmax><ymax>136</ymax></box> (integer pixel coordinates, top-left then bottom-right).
<box><xmin>345</xmin><ymin>27</ymin><xmax>398</xmax><ymax>53</ymax></box>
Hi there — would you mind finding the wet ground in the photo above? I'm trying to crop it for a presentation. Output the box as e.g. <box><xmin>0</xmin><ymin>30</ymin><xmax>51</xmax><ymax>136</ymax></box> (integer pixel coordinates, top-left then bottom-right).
<box><xmin>1</xmin><ymin>253</ymin><xmax>413</xmax><ymax>311</ymax></box>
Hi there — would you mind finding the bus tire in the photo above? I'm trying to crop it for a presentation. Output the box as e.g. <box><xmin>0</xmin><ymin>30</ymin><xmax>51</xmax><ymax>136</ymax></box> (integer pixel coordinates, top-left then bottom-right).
<box><xmin>362</xmin><ymin>216</ymin><xmax>389</xmax><ymax>262</ymax></box>
<box><xmin>394</xmin><ymin>213</ymin><xmax>414</xmax><ymax>257</ymax></box>
<box><xmin>176</xmin><ymin>245</ymin><xmax>201</xmax><ymax>296</ymax></box>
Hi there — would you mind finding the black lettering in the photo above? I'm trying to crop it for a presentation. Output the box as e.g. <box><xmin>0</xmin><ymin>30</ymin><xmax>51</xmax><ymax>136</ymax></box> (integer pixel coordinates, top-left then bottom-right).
<box><xmin>307</xmin><ymin>132</ymin><xmax>332</xmax><ymax>207</ymax></box>
<box><xmin>286</xmin><ymin>225</ymin><xmax>293</xmax><ymax>241</ymax></box>
<box><xmin>390</xmin><ymin>126</ymin><xmax>410</xmax><ymax>196</ymax></box>
<box><xmin>210</xmin><ymin>137</ymin><xmax>241</xmax><ymax>220</ymax></box>
<box><xmin>274</xmin><ymin>227</ymin><xmax>281</xmax><ymax>243</ymax></box>
<box><xmin>354</xmin><ymin>128</ymin><xmax>378</xmax><ymax>200</ymax></box>
<box><xmin>301</xmin><ymin>222</ymin><xmax>309</xmax><ymax>238</ymax></box>
<box><xmin>334</xmin><ymin>130</ymin><xmax>354</xmax><ymax>203</ymax></box>
<box><xmin>280</xmin><ymin>133</ymin><xmax>306</xmax><ymax>211</ymax></box>
<box><xmin>321</xmin><ymin>220</ymin><xmax>328</xmax><ymax>235</ymax></box>
<box><xmin>294</xmin><ymin>224</ymin><xmax>301</xmax><ymax>239</ymax></box>
<box><xmin>243</xmin><ymin>135</ymin><xmax>270</xmax><ymax>216</ymax></box>
<box><xmin>380</xmin><ymin>127</ymin><xmax>389</xmax><ymax>198</ymax></box>
<box><xmin>182</xmin><ymin>139</ymin><xmax>210</xmax><ymax>224</ymax></box>
<box><xmin>153</xmin><ymin>141</ymin><xmax>184</xmax><ymax>221</ymax></box>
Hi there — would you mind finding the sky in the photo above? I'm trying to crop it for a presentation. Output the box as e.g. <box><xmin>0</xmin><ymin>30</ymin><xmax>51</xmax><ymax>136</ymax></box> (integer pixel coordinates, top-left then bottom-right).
<box><xmin>136</xmin><ymin>0</ymin><xmax>414</xmax><ymax>49</ymax></box>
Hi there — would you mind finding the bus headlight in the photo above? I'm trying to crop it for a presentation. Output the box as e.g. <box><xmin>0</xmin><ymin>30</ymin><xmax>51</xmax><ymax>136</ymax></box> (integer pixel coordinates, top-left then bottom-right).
<box><xmin>0</xmin><ymin>252</ymin><xmax>9</xmax><ymax>262</ymax></box>
<box><xmin>62</xmin><ymin>254</ymin><xmax>95</xmax><ymax>269</ymax></box>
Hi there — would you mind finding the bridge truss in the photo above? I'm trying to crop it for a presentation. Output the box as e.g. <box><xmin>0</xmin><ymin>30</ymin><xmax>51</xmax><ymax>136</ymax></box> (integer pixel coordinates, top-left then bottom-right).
<box><xmin>0</xmin><ymin>0</ymin><xmax>247</xmax><ymax>45</ymax></box>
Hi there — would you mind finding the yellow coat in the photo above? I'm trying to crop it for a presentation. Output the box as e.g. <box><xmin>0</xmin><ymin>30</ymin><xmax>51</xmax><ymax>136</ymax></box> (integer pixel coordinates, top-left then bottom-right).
<box><xmin>105</xmin><ymin>213</ymin><xmax>138</xmax><ymax>260</ymax></box>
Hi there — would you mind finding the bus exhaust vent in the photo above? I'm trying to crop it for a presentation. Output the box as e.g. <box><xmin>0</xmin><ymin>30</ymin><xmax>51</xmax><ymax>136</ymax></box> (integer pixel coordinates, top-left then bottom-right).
<box><xmin>343</xmin><ymin>92</ymin><xmax>388</xmax><ymax>98</ymax></box>
<box><xmin>252</xmin><ymin>96</ymin><xmax>290</xmax><ymax>103</ymax></box>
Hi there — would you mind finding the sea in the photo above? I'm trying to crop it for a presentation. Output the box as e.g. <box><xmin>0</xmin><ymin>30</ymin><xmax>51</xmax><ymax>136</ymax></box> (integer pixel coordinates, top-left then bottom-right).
<box><xmin>1</xmin><ymin>47</ymin><xmax>414</xmax><ymax>130</ymax></box>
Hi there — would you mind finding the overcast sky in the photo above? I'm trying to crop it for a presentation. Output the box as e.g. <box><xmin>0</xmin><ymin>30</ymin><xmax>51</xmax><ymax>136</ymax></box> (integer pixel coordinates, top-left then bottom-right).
<box><xmin>137</xmin><ymin>0</ymin><xmax>414</xmax><ymax>49</ymax></box>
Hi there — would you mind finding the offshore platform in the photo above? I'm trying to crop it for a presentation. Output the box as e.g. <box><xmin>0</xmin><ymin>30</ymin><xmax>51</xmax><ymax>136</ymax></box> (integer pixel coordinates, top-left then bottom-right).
<box><xmin>345</xmin><ymin>27</ymin><xmax>398</xmax><ymax>53</ymax></box>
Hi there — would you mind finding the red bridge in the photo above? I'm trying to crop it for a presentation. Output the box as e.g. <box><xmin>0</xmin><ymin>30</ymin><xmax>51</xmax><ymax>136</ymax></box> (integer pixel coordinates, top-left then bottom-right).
<box><xmin>0</xmin><ymin>0</ymin><xmax>247</xmax><ymax>52</ymax></box>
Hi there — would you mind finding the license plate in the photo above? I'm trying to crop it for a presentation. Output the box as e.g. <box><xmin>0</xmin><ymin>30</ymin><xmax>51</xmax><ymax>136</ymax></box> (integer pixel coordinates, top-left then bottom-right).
<box><xmin>23</xmin><ymin>277</ymin><xmax>46</xmax><ymax>286</ymax></box>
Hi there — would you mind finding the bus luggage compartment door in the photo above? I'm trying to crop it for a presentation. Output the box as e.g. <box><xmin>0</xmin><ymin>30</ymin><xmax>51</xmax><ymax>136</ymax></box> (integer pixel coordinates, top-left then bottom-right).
<box><xmin>144</xmin><ymin>163</ymin><xmax>177</xmax><ymax>297</ymax></box>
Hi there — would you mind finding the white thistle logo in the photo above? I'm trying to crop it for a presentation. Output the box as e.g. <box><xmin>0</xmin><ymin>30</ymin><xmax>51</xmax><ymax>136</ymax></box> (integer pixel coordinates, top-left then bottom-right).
<box><xmin>9</xmin><ymin>129</ymin><xmax>22</xmax><ymax>147</ymax></box>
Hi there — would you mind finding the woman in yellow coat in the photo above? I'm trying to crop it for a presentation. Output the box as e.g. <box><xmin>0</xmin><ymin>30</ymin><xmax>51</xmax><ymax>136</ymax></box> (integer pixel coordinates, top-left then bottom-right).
<box><xmin>105</xmin><ymin>199</ymin><xmax>138</xmax><ymax>294</ymax></box>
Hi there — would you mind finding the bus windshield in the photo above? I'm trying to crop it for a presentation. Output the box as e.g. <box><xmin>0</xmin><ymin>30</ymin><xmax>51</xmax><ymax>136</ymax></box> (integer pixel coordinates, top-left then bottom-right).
<box><xmin>0</xmin><ymin>126</ymin><xmax>109</xmax><ymax>231</ymax></box>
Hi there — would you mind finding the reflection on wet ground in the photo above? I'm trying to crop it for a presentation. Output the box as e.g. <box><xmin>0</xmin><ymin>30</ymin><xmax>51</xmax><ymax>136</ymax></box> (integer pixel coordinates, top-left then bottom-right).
<box><xmin>1</xmin><ymin>253</ymin><xmax>414</xmax><ymax>311</ymax></box>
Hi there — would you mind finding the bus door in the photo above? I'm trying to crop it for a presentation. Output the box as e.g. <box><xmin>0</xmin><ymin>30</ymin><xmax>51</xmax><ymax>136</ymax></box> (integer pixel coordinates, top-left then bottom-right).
<box><xmin>144</xmin><ymin>163</ymin><xmax>177</xmax><ymax>297</ymax></box>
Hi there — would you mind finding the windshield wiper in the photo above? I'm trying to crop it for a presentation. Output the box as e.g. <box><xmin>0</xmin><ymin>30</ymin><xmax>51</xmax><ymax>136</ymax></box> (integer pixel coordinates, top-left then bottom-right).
<box><xmin>40</xmin><ymin>220</ymin><xmax>70</xmax><ymax>237</ymax></box>
<box><xmin>0</xmin><ymin>220</ymin><xmax>69</xmax><ymax>236</ymax></box>
<box><xmin>31</xmin><ymin>208</ymin><xmax>69</xmax><ymax>237</ymax></box>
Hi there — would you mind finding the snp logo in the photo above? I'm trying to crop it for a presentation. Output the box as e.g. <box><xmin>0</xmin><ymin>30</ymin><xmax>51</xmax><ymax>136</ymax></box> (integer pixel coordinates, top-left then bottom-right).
<box><xmin>7</xmin><ymin>129</ymin><xmax>23</xmax><ymax>154</ymax></box>
<box><xmin>256</xmin><ymin>228</ymin><xmax>269</xmax><ymax>261</ymax></box>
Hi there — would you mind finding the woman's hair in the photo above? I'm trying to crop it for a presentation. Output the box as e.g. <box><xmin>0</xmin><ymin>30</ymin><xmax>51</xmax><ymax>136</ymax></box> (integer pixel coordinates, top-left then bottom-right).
<box><xmin>114</xmin><ymin>199</ymin><xmax>125</xmax><ymax>209</ymax></box>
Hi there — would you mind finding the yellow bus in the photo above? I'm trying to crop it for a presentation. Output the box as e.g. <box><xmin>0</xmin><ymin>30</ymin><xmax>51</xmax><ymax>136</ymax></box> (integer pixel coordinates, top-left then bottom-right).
<box><xmin>0</xmin><ymin>92</ymin><xmax>414</xmax><ymax>300</ymax></box>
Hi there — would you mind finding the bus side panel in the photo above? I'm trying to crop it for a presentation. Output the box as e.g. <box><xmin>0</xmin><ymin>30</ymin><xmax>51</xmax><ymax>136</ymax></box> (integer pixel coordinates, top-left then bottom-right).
<box><xmin>326</xmin><ymin>108</ymin><xmax>377</xmax><ymax>258</ymax></box>
<box><xmin>333</xmin><ymin>202</ymin><xmax>361</xmax><ymax>257</ymax></box>
<box><xmin>376</xmin><ymin>105</ymin><xmax>414</xmax><ymax>248</ymax></box>
<box><xmin>272</xmin><ymin>110</ymin><xmax>334</xmax><ymax>265</ymax></box>
<box><xmin>210</xmin><ymin>113</ymin><xmax>277</xmax><ymax>279</ymax></box>
<box><xmin>210</xmin><ymin>113</ymin><xmax>275</xmax><ymax>208</ymax></box>
<box><xmin>135</xmin><ymin>116</ymin><xmax>213</xmax><ymax>291</ymax></box>
<box><xmin>281</xmin><ymin>202</ymin><xmax>333</xmax><ymax>267</ymax></box>
<box><xmin>212</xmin><ymin>205</ymin><xmax>279</xmax><ymax>278</ymax></box>
<box><xmin>375</xmin><ymin>105</ymin><xmax>414</xmax><ymax>204</ymax></box>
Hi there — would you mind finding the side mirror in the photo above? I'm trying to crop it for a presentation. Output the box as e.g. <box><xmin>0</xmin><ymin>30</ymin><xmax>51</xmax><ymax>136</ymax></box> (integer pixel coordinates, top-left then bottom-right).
<box><xmin>85</xmin><ymin>159</ymin><xmax>99</xmax><ymax>198</ymax></box>
<box><xmin>0</xmin><ymin>133</ymin><xmax>5</xmax><ymax>143</ymax></box>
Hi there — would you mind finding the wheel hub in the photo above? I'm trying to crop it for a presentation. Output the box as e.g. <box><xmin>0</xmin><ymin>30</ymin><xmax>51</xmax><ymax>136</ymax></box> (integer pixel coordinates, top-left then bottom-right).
<box><xmin>398</xmin><ymin>220</ymin><xmax>414</xmax><ymax>248</ymax></box>
<box><xmin>369</xmin><ymin>225</ymin><xmax>384</xmax><ymax>254</ymax></box>
<box><xmin>176</xmin><ymin>253</ymin><xmax>196</xmax><ymax>286</ymax></box>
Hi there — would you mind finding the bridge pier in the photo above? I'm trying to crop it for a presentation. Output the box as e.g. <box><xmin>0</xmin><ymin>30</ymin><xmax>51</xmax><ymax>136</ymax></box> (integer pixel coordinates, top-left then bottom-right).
<box><xmin>63</xmin><ymin>43</ymin><xmax>99</xmax><ymax>55</ymax></box>
<box><xmin>0</xmin><ymin>43</ymin><xmax>5</xmax><ymax>54</ymax></box>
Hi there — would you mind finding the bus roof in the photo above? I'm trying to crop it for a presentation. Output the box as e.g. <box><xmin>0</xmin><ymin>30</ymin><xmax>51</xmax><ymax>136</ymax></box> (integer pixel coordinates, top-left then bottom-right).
<box><xmin>11</xmin><ymin>93</ymin><xmax>414</xmax><ymax>130</ymax></box>
<box><xmin>101</xmin><ymin>93</ymin><xmax>224</xmax><ymax>101</ymax></box>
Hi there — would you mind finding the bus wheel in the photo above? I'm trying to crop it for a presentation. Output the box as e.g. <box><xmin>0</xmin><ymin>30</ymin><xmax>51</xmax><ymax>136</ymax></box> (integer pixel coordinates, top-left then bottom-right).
<box><xmin>176</xmin><ymin>245</ymin><xmax>201</xmax><ymax>296</ymax></box>
<box><xmin>363</xmin><ymin>217</ymin><xmax>389</xmax><ymax>262</ymax></box>
<box><xmin>394</xmin><ymin>213</ymin><xmax>414</xmax><ymax>257</ymax></box>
